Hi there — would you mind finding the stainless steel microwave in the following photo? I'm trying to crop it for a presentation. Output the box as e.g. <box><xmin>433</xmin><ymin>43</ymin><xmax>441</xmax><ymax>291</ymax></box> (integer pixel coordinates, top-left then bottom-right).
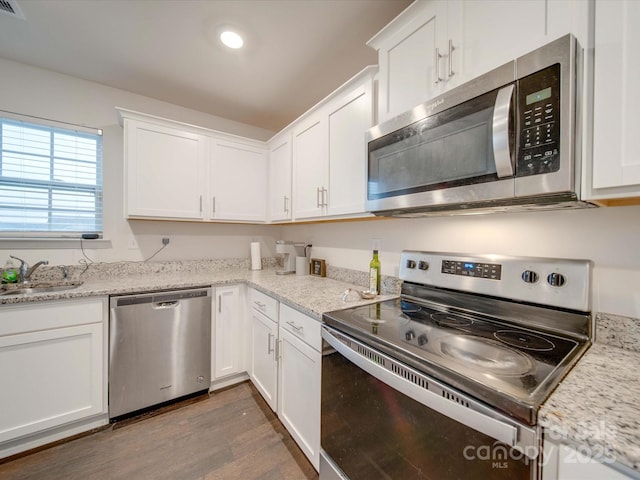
<box><xmin>366</xmin><ymin>34</ymin><xmax>595</xmax><ymax>216</ymax></box>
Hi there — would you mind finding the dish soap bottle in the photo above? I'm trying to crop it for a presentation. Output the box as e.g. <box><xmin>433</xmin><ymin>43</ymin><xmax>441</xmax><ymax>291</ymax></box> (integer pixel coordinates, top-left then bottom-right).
<box><xmin>2</xmin><ymin>259</ymin><xmax>17</xmax><ymax>284</ymax></box>
<box><xmin>369</xmin><ymin>250</ymin><xmax>381</xmax><ymax>295</ymax></box>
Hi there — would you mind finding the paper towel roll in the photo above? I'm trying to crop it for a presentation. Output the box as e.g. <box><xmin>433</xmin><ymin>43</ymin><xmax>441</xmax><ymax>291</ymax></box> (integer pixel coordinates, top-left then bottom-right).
<box><xmin>250</xmin><ymin>242</ymin><xmax>262</xmax><ymax>270</ymax></box>
<box><xmin>296</xmin><ymin>256</ymin><xmax>308</xmax><ymax>276</ymax></box>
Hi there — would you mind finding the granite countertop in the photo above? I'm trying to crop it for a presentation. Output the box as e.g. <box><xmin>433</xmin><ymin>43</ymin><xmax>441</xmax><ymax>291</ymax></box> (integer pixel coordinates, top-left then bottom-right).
<box><xmin>0</xmin><ymin>266</ymin><xmax>396</xmax><ymax>320</ymax></box>
<box><xmin>2</xmin><ymin>263</ymin><xmax>639</xmax><ymax>474</ymax></box>
<box><xmin>539</xmin><ymin>343</ymin><xmax>640</xmax><ymax>474</ymax></box>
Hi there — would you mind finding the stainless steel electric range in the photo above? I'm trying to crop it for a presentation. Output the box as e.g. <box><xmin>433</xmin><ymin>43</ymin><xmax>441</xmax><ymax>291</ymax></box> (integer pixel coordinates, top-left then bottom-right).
<box><xmin>320</xmin><ymin>251</ymin><xmax>592</xmax><ymax>480</ymax></box>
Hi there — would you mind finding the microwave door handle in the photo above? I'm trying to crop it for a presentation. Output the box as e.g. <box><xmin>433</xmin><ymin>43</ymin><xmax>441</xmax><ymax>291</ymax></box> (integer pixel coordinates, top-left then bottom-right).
<box><xmin>492</xmin><ymin>84</ymin><xmax>515</xmax><ymax>178</ymax></box>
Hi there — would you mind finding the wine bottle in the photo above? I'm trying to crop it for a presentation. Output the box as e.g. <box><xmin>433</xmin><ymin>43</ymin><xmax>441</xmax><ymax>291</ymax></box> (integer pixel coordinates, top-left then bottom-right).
<box><xmin>369</xmin><ymin>250</ymin><xmax>381</xmax><ymax>295</ymax></box>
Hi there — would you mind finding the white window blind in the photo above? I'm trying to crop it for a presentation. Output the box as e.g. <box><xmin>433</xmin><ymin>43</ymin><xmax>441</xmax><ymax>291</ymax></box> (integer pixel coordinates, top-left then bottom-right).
<box><xmin>0</xmin><ymin>112</ymin><xmax>103</xmax><ymax>236</ymax></box>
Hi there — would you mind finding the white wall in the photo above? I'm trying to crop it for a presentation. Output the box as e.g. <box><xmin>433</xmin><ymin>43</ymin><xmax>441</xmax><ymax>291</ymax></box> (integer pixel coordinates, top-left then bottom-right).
<box><xmin>284</xmin><ymin>206</ymin><xmax>640</xmax><ymax>319</ymax></box>
<box><xmin>0</xmin><ymin>57</ymin><xmax>280</xmax><ymax>265</ymax></box>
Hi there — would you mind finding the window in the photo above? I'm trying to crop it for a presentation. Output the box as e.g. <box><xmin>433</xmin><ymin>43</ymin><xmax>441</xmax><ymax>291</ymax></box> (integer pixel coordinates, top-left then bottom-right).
<box><xmin>0</xmin><ymin>112</ymin><xmax>103</xmax><ymax>236</ymax></box>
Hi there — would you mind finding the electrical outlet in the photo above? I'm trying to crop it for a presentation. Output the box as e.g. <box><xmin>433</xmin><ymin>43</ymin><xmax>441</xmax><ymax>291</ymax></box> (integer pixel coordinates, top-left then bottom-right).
<box><xmin>127</xmin><ymin>236</ymin><xmax>138</xmax><ymax>250</ymax></box>
<box><xmin>162</xmin><ymin>237</ymin><xmax>170</xmax><ymax>246</ymax></box>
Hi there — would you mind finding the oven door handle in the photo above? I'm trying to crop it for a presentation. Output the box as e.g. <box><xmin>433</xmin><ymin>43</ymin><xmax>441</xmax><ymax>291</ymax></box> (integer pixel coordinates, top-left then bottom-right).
<box><xmin>322</xmin><ymin>327</ymin><xmax>520</xmax><ymax>451</ymax></box>
<box><xmin>492</xmin><ymin>83</ymin><xmax>515</xmax><ymax>178</ymax></box>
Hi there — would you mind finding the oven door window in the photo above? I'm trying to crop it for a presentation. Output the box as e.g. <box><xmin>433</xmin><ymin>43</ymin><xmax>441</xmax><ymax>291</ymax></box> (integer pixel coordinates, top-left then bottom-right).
<box><xmin>321</xmin><ymin>349</ymin><xmax>535</xmax><ymax>480</ymax></box>
<box><xmin>367</xmin><ymin>88</ymin><xmax>514</xmax><ymax>200</ymax></box>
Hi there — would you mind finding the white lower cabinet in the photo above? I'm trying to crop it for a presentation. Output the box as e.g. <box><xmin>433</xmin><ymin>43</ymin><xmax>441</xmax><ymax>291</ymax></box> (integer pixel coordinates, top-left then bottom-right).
<box><xmin>0</xmin><ymin>298</ymin><xmax>108</xmax><ymax>458</ymax></box>
<box><xmin>278</xmin><ymin>304</ymin><xmax>321</xmax><ymax>470</ymax></box>
<box><xmin>212</xmin><ymin>285</ymin><xmax>246</xmax><ymax>387</ymax></box>
<box><xmin>248</xmin><ymin>289</ymin><xmax>279</xmax><ymax>411</ymax></box>
<box><xmin>248</xmin><ymin>289</ymin><xmax>321</xmax><ymax>470</ymax></box>
<box><xmin>543</xmin><ymin>440</ymin><xmax>635</xmax><ymax>480</ymax></box>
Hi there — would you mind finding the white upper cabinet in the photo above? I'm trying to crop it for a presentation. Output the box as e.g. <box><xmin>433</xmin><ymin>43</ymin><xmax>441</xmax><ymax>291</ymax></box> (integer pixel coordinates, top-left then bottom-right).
<box><xmin>369</xmin><ymin>0</ymin><xmax>574</xmax><ymax>123</ymax></box>
<box><xmin>326</xmin><ymin>79</ymin><xmax>374</xmax><ymax>216</ymax></box>
<box><xmin>209</xmin><ymin>137</ymin><xmax>267</xmax><ymax>222</ymax></box>
<box><xmin>449</xmin><ymin>0</ymin><xmax>572</xmax><ymax>88</ymax></box>
<box><xmin>119</xmin><ymin>108</ymin><xmax>268</xmax><ymax>223</ymax></box>
<box><xmin>368</xmin><ymin>0</ymin><xmax>448</xmax><ymax>122</ymax></box>
<box><xmin>293</xmin><ymin>111</ymin><xmax>327</xmax><ymax>219</ymax></box>
<box><xmin>585</xmin><ymin>0</ymin><xmax>640</xmax><ymax>203</ymax></box>
<box><xmin>123</xmin><ymin>116</ymin><xmax>207</xmax><ymax>220</ymax></box>
<box><xmin>292</xmin><ymin>67</ymin><xmax>376</xmax><ymax>220</ymax></box>
<box><xmin>268</xmin><ymin>131</ymin><xmax>293</xmax><ymax>222</ymax></box>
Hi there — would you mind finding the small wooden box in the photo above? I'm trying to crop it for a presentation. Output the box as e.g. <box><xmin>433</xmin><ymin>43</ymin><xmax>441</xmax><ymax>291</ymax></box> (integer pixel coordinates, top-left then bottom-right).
<box><xmin>310</xmin><ymin>258</ymin><xmax>326</xmax><ymax>277</ymax></box>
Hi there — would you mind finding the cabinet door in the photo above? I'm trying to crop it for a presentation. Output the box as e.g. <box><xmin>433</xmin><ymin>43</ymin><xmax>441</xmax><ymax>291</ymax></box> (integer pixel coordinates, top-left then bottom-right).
<box><xmin>125</xmin><ymin>118</ymin><xmax>207</xmax><ymax>219</ymax></box>
<box><xmin>278</xmin><ymin>327</ymin><xmax>321</xmax><ymax>470</ymax></box>
<box><xmin>0</xmin><ymin>322</ymin><xmax>104</xmax><ymax>443</ymax></box>
<box><xmin>370</xmin><ymin>0</ymin><xmax>448</xmax><ymax>122</ymax></box>
<box><xmin>591</xmin><ymin>0</ymin><xmax>640</xmax><ymax>194</ymax></box>
<box><xmin>543</xmin><ymin>440</ymin><xmax>632</xmax><ymax>480</ymax></box>
<box><xmin>249</xmin><ymin>309</ymin><xmax>278</xmax><ymax>411</ymax></box>
<box><xmin>448</xmin><ymin>0</ymin><xmax>572</xmax><ymax>87</ymax></box>
<box><xmin>213</xmin><ymin>285</ymin><xmax>243</xmax><ymax>379</ymax></box>
<box><xmin>268</xmin><ymin>131</ymin><xmax>293</xmax><ymax>222</ymax></box>
<box><xmin>292</xmin><ymin>112</ymin><xmax>328</xmax><ymax>219</ymax></box>
<box><xmin>210</xmin><ymin>138</ymin><xmax>267</xmax><ymax>222</ymax></box>
<box><xmin>326</xmin><ymin>79</ymin><xmax>374</xmax><ymax>216</ymax></box>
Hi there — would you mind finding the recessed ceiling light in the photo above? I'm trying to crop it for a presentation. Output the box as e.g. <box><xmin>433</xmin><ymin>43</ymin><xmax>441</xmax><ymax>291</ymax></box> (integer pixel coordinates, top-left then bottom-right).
<box><xmin>220</xmin><ymin>30</ymin><xmax>244</xmax><ymax>49</ymax></box>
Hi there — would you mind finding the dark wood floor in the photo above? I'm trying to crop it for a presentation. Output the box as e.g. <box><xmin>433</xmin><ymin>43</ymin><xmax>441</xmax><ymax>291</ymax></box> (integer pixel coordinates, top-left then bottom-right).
<box><xmin>0</xmin><ymin>382</ymin><xmax>318</xmax><ymax>480</ymax></box>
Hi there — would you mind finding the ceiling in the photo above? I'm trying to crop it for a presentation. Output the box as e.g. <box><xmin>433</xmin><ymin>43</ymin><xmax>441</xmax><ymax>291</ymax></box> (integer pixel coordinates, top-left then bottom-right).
<box><xmin>0</xmin><ymin>0</ymin><xmax>412</xmax><ymax>133</ymax></box>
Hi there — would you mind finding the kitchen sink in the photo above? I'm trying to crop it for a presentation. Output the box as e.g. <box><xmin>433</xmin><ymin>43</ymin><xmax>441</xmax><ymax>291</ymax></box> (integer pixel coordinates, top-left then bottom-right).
<box><xmin>0</xmin><ymin>282</ymin><xmax>84</xmax><ymax>296</ymax></box>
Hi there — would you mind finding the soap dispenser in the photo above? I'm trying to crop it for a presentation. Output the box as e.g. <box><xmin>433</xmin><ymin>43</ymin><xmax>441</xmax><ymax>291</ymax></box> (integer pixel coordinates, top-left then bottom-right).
<box><xmin>2</xmin><ymin>259</ymin><xmax>17</xmax><ymax>284</ymax></box>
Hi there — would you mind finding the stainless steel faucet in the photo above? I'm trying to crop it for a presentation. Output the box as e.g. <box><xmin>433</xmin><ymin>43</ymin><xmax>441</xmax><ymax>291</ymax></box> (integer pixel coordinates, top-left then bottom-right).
<box><xmin>9</xmin><ymin>255</ymin><xmax>49</xmax><ymax>283</ymax></box>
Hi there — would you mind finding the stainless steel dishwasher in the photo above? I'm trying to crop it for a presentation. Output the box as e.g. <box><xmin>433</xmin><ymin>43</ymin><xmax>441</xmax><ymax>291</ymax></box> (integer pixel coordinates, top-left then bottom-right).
<box><xmin>109</xmin><ymin>287</ymin><xmax>211</xmax><ymax>419</ymax></box>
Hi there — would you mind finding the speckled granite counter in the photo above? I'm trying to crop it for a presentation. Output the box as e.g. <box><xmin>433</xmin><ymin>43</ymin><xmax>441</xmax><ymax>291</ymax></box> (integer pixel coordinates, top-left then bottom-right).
<box><xmin>0</xmin><ymin>265</ymin><xmax>396</xmax><ymax>320</ymax></box>
<box><xmin>540</xmin><ymin>339</ymin><xmax>640</xmax><ymax>474</ymax></box>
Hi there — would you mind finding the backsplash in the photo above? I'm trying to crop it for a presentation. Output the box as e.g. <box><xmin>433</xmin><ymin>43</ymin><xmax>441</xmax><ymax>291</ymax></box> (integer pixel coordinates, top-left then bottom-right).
<box><xmin>326</xmin><ymin>264</ymin><xmax>401</xmax><ymax>295</ymax></box>
<box><xmin>595</xmin><ymin>312</ymin><xmax>640</xmax><ymax>353</ymax></box>
<box><xmin>9</xmin><ymin>257</ymin><xmax>280</xmax><ymax>283</ymax></box>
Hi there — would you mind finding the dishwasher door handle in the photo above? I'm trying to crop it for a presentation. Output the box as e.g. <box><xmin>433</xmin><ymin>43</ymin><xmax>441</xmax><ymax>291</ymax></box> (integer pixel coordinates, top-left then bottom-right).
<box><xmin>152</xmin><ymin>300</ymin><xmax>180</xmax><ymax>309</ymax></box>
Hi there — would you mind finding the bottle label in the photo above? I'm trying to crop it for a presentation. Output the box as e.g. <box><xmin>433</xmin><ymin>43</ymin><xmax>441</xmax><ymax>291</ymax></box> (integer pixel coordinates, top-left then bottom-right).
<box><xmin>369</xmin><ymin>268</ymin><xmax>378</xmax><ymax>294</ymax></box>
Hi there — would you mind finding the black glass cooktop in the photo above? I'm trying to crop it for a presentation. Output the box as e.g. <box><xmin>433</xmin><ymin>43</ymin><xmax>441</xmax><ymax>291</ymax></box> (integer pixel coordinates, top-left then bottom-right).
<box><xmin>323</xmin><ymin>297</ymin><xmax>583</xmax><ymax>421</ymax></box>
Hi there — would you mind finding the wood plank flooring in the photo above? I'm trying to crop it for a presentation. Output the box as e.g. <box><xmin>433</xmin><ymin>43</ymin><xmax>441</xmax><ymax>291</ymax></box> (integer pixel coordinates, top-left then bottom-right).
<box><xmin>0</xmin><ymin>382</ymin><xmax>319</xmax><ymax>480</ymax></box>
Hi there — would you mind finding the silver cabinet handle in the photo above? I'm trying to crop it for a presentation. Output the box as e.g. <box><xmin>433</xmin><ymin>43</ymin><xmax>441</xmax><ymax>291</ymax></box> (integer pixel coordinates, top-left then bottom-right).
<box><xmin>322</xmin><ymin>187</ymin><xmax>328</xmax><ymax>207</ymax></box>
<box><xmin>492</xmin><ymin>84</ymin><xmax>515</xmax><ymax>178</ymax></box>
<box><xmin>199</xmin><ymin>195</ymin><xmax>203</xmax><ymax>213</ymax></box>
<box><xmin>284</xmin><ymin>195</ymin><xmax>289</xmax><ymax>213</ymax></box>
<box><xmin>218</xmin><ymin>295</ymin><xmax>221</xmax><ymax>313</ymax></box>
<box><xmin>212</xmin><ymin>196</ymin><xmax>216</xmax><ymax>215</ymax></box>
<box><xmin>435</xmin><ymin>47</ymin><xmax>443</xmax><ymax>84</ymax></box>
<box><xmin>268</xmin><ymin>332</ymin><xmax>274</xmax><ymax>354</ymax></box>
<box><xmin>276</xmin><ymin>339</ymin><xmax>282</xmax><ymax>360</ymax></box>
<box><xmin>316</xmin><ymin>187</ymin><xmax>322</xmax><ymax>208</ymax></box>
<box><xmin>254</xmin><ymin>300</ymin><xmax>266</xmax><ymax>311</ymax></box>
<box><xmin>286</xmin><ymin>321</ymin><xmax>304</xmax><ymax>334</ymax></box>
<box><xmin>448</xmin><ymin>39</ymin><xmax>455</xmax><ymax>78</ymax></box>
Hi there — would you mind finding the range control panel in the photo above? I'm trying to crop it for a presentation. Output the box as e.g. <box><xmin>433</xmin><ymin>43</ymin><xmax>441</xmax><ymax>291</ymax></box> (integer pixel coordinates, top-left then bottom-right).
<box><xmin>441</xmin><ymin>260</ymin><xmax>502</xmax><ymax>280</ymax></box>
<box><xmin>399</xmin><ymin>251</ymin><xmax>592</xmax><ymax>312</ymax></box>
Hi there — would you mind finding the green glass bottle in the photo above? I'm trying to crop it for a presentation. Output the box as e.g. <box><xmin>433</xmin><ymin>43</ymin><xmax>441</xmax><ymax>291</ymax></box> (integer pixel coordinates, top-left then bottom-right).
<box><xmin>369</xmin><ymin>250</ymin><xmax>381</xmax><ymax>295</ymax></box>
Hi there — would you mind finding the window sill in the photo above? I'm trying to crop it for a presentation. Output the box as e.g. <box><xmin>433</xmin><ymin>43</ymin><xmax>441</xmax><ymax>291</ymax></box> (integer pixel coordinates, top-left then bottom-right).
<box><xmin>0</xmin><ymin>238</ymin><xmax>112</xmax><ymax>250</ymax></box>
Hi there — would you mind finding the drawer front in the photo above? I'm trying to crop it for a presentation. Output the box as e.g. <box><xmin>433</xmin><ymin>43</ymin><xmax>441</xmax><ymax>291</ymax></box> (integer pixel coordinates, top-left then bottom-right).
<box><xmin>0</xmin><ymin>298</ymin><xmax>106</xmax><ymax>336</ymax></box>
<box><xmin>279</xmin><ymin>303</ymin><xmax>321</xmax><ymax>351</ymax></box>
<box><xmin>249</xmin><ymin>288</ymin><xmax>278</xmax><ymax>321</ymax></box>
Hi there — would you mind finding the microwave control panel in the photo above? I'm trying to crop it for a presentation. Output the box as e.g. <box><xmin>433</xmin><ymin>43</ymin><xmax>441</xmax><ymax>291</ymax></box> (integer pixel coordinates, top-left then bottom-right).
<box><xmin>516</xmin><ymin>63</ymin><xmax>561</xmax><ymax>177</ymax></box>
